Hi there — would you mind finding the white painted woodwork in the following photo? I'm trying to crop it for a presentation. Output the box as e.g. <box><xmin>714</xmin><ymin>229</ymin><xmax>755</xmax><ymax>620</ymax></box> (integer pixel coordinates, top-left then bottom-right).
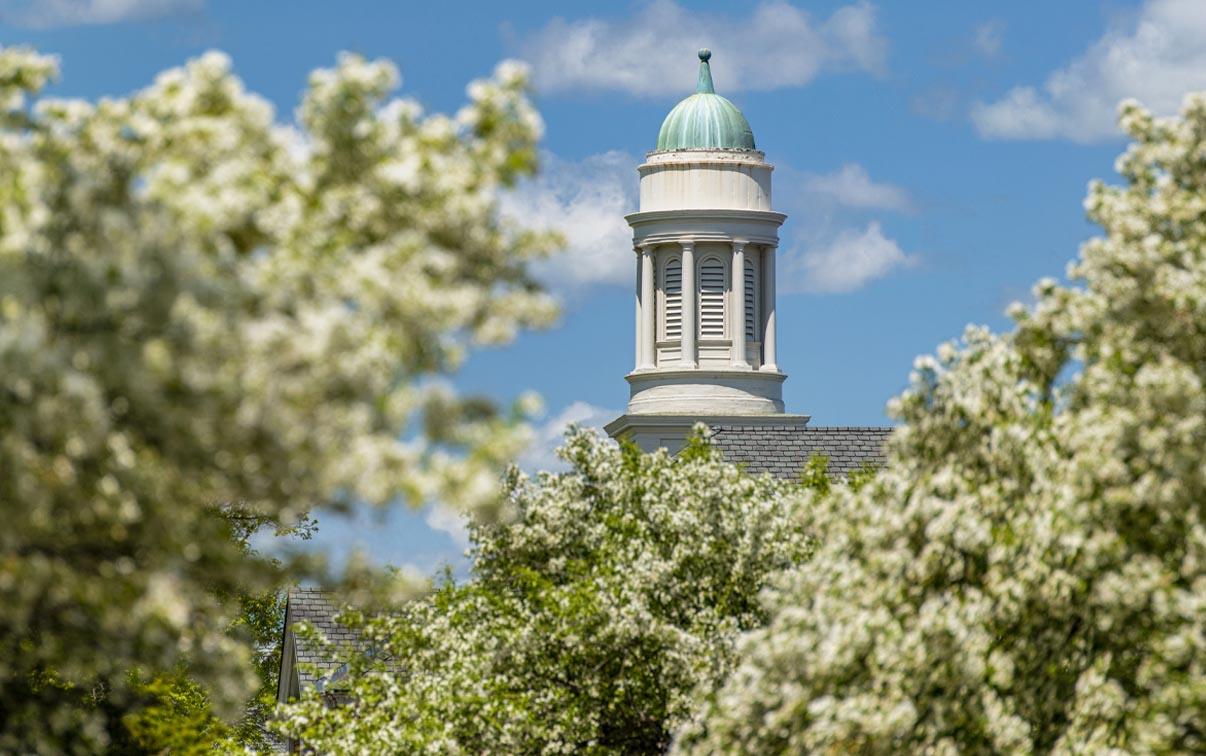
<box><xmin>604</xmin><ymin>412</ymin><xmax>812</xmax><ymax>457</ymax></box>
<box><xmin>625</xmin><ymin>369</ymin><xmax>785</xmax><ymax>415</ymax></box>
<box><xmin>681</xmin><ymin>242</ymin><xmax>697</xmax><ymax>368</ymax></box>
<box><xmin>662</xmin><ymin>257</ymin><xmax>682</xmax><ymax>340</ymax></box>
<box><xmin>634</xmin><ymin>252</ymin><xmax>642</xmax><ymax>370</ymax></box>
<box><xmin>761</xmin><ymin>245</ymin><xmax>777</xmax><ymax>371</ymax></box>
<box><xmin>618</xmin><ymin>147</ymin><xmax>788</xmax><ymax>419</ymax></box>
<box><xmin>699</xmin><ymin>257</ymin><xmax>726</xmax><ymax>340</ymax></box>
<box><xmin>744</xmin><ymin>256</ymin><xmax>757</xmax><ymax>341</ymax></box>
<box><xmin>731</xmin><ymin>242</ymin><xmax>749</xmax><ymax>368</ymax></box>
<box><xmin>639</xmin><ymin>149</ymin><xmax>773</xmax><ymax>212</ymax></box>
<box><xmin>640</xmin><ymin>246</ymin><xmax>656</xmax><ymax>370</ymax></box>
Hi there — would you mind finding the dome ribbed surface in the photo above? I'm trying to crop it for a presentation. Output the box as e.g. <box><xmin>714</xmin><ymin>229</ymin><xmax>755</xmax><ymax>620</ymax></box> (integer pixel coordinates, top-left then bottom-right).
<box><xmin>656</xmin><ymin>93</ymin><xmax>756</xmax><ymax>150</ymax></box>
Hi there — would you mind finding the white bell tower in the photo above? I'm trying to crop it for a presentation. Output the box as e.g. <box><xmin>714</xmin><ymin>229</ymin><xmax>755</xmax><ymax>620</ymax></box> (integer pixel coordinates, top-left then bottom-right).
<box><xmin>606</xmin><ymin>50</ymin><xmax>810</xmax><ymax>452</ymax></box>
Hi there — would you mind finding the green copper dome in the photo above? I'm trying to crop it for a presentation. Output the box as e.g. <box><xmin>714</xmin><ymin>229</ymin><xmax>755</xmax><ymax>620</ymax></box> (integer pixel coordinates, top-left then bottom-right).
<box><xmin>656</xmin><ymin>49</ymin><xmax>755</xmax><ymax>151</ymax></box>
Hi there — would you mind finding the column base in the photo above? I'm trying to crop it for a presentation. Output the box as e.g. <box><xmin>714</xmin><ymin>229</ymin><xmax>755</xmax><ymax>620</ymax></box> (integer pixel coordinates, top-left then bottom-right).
<box><xmin>624</xmin><ymin>368</ymin><xmax>786</xmax><ymax>416</ymax></box>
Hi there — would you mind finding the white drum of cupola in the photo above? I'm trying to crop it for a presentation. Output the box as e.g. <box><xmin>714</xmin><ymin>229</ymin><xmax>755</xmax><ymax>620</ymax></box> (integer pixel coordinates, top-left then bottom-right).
<box><xmin>662</xmin><ymin>257</ymin><xmax>682</xmax><ymax>340</ymax></box>
<box><xmin>699</xmin><ymin>256</ymin><xmax>727</xmax><ymax>339</ymax></box>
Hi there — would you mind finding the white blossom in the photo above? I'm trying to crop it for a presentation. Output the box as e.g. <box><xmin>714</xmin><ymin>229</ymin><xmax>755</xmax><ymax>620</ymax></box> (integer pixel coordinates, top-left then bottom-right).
<box><xmin>277</xmin><ymin>430</ymin><xmax>815</xmax><ymax>755</ymax></box>
<box><xmin>0</xmin><ymin>46</ymin><xmax>557</xmax><ymax>753</ymax></box>
<box><xmin>674</xmin><ymin>95</ymin><xmax>1206</xmax><ymax>756</ymax></box>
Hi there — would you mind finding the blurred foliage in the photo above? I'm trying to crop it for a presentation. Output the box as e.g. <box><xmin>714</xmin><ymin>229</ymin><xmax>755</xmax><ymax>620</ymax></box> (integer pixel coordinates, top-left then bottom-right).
<box><xmin>0</xmin><ymin>44</ymin><xmax>556</xmax><ymax>754</ymax></box>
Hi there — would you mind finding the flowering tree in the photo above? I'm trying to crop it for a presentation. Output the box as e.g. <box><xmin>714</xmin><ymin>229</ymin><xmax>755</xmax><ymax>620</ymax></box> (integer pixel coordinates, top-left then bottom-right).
<box><xmin>277</xmin><ymin>431</ymin><xmax>815</xmax><ymax>755</ymax></box>
<box><xmin>0</xmin><ymin>47</ymin><xmax>556</xmax><ymax>754</ymax></box>
<box><xmin>674</xmin><ymin>97</ymin><xmax>1206</xmax><ymax>755</ymax></box>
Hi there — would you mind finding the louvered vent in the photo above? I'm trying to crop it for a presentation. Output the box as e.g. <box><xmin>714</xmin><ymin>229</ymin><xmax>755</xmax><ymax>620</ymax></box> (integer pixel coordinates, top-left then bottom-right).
<box><xmin>663</xmin><ymin>259</ymin><xmax>682</xmax><ymax>340</ymax></box>
<box><xmin>699</xmin><ymin>258</ymin><xmax>726</xmax><ymax>339</ymax></box>
<box><xmin>744</xmin><ymin>259</ymin><xmax>757</xmax><ymax>341</ymax></box>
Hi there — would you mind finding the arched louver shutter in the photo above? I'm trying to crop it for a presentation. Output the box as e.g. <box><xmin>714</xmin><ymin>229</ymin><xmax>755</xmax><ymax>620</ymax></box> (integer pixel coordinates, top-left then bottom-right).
<box><xmin>699</xmin><ymin>258</ymin><xmax>726</xmax><ymax>338</ymax></box>
<box><xmin>664</xmin><ymin>259</ymin><xmax>682</xmax><ymax>340</ymax></box>
<box><xmin>745</xmin><ymin>259</ymin><xmax>757</xmax><ymax>341</ymax></box>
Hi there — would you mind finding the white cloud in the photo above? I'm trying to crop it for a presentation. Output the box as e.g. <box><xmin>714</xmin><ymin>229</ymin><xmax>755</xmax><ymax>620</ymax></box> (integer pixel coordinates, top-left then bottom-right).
<box><xmin>972</xmin><ymin>0</ymin><xmax>1206</xmax><ymax>142</ymax></box>
<box><xmin>0</xmin><ymin>0</ymin><xmax>202</xmax><ymax>27</ymax></box>
<box><xmin>519</xmin><ymin>401</ymin><xmax>621</xmax><ymax>474</ymax></box>
<box><xmin>973</xmin><ymin>19</ymin><xmax>1005</xmax><ymax>59</ymax></box>
<box><xmin>500</xmin><ymin>151</ymin><xmax>638</xmax><ymax>295</ymax></box>
<box><xmin>424</xmin><ymin>504</ymin><xmax>470</xmax><ymax>549</ymax></box>
<box><xmin>781</xmin><ymin>221</ymin><xmax>916</xmax><ymax>294</ymax></box>
<box><xmin>799</xmin><ymin>163</ymin><xmax>913</xmax><ymax>212</ymax></box>
<box><xmin>910</xmin><ymin>86</ymin><xmax>961</xmax><ymax>122</ymax></box>
<box><xmin>774</xmin><ymin>164</ymin><xmax>917</xmax><ymax>295</ymax></box>
<box><xmin>519</xmin><ymin>0</ymin><xmax>887</xmax><ymax>97</ymax></box>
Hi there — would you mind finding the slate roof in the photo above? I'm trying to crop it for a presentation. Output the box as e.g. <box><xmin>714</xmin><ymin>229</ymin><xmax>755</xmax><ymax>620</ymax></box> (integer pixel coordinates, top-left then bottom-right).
<box><xmin>708</xmin><ymin>425</ymin><xmax>892</xmax><ymax>479</ymax></box>
<box><xmin>283</xmin><ymin>587</ymin><xmax>354</xmax><ymax>689</ymax></box>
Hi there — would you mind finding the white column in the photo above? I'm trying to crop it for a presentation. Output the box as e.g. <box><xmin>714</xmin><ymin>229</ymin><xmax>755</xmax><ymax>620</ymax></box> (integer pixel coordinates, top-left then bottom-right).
<box><xmin>762</xmin><ymin>244</ymin><xmax>777</xmax><ymax>371</ymax></box>
<box><xmin>680</xmin><ymin>241</ymin><xmax>696</xmax><ymax>368</ymax></box>
<box><xmin>731</xmin><ymin>241</ymin><xmax>750</xmax><ymax>368</ymax></box>
<box><xmin>634</xmin><ymin>249</ymin><xmax>642</xmax><ymax>370</ymax></box>
<box><xmin>640</xmin><ymin>244</ymin><xmax>656</xmax><ymax>370</ymax></box>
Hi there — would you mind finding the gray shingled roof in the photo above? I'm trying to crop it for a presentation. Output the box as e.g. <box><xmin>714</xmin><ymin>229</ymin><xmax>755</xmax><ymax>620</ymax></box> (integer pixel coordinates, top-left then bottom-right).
<box><xmin>709</xmin><ymin>425</ymin><xmax>892</xmax><ymax>479</ymax></box>
<box><xmin>284</xmin><ymin>587</ymin><xmax>355</xmax><ymax>689</ymax></box>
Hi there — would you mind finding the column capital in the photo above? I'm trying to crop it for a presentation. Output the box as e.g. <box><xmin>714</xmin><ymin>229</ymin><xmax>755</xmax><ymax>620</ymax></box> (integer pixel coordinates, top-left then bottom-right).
<box><xmin>731</xmin><ymin>239</ymin><xmax>749</xmax><ymax>252</ymax></box>
<box><xmin>679</xmin><ymin>240</ymin><xmax>695</xmax><ymax>252</ymax></box>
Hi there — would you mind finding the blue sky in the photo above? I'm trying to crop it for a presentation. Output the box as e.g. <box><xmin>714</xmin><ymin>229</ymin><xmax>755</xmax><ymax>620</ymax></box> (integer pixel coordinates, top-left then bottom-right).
<box><xmin>9</xmin><ymin>0</ymin><xmax>1206</xmax><ymax>572</ymax></box>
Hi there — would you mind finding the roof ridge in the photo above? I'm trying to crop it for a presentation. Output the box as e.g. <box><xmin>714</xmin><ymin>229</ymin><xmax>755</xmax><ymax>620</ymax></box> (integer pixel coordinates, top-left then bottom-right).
<box><xmin>707</xmin><ymin>424</ymin><xmax>893</xmax><ymax>431</ymax></box>
<box><xmin>290</xmin><ymin>586</ymin><xmax>334</xmax><ymax>596</ymax></box>
<box><xmin>803</xmin><ymin>426</ymin><xmax>893</xmax><ymax>431</ymax></box>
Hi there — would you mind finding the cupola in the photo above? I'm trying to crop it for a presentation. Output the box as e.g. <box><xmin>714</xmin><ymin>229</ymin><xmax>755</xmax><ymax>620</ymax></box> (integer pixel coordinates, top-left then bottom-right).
<box><xmin>607</xmin><ymin>50</ymin><xmax>809</xmax><ymax>453</ymax></box>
